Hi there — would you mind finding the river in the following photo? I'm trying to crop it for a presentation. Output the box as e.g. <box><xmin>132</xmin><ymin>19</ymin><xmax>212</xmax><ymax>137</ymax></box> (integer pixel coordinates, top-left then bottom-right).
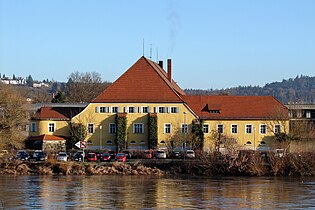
<box><xmin>0</xmin><ymin>175</ymin><xmax>314</xmax><ymax>209</ymax></box>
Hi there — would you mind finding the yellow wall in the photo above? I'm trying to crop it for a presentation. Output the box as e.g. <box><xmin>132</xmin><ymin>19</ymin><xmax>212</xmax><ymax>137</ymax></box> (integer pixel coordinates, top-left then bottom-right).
<box><xmin>202</xmin><ymin>119</ymin><xmax>289</xmax><ymax>151</ymax></box>
<box><xmin>72</xmin><ymin>103</ymin><xmax>196</xmax><ymax>149</ymax></box>
<box><xmin>29</xmin><ymin>120</ymin><xmax>70</xmax><ymax>137</ymax></box>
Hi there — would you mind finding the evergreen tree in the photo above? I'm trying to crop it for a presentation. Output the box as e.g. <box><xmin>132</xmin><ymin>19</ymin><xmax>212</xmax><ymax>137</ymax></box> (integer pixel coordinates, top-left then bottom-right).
<box><xmin>51</xmin><ymin>91</ymin><xmax>66</xmax><ymax>103</ymax></box>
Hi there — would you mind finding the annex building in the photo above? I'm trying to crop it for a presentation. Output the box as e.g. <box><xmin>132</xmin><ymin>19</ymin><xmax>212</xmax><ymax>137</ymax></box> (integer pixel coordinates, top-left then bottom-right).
<box><xmin>28</xmin><ymin>56</ymin><xmax>288</xmax><ymax>152</ymax></box>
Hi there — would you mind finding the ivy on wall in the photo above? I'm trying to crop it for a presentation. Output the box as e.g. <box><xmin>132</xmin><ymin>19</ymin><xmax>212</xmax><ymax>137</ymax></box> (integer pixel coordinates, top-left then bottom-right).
<box><xmin>148</xmin><ymin>114</ymin><xmax>158</xmax><ymax>149</ymax></box>
<box><xmin>115</xmin><ymin>114</ymin><xmax>127</xmax><ymax>152</ymax></box>
<box><xmin>191</xmin><ymin>120</ymin><xmax>204</xmax><ymax>150</ymax></box>
<box><xmin>68</xmin><ymin>122</ymin><xmax>87</xmax><ymax>149</ymax></box>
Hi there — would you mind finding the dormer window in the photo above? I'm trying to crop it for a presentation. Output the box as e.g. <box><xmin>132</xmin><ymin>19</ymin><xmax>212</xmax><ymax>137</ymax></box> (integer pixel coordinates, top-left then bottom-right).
<box><xmin>209</xmin><ymin>110</ymin><xmax>220</xmax><ymax>114</ymax></box>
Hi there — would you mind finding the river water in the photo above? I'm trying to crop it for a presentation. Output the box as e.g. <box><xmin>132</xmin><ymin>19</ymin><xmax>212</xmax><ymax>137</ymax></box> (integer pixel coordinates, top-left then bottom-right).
<box><xmin>0</xmin><ymin>175</ymin><xmax>315</xmax><ymax>209</ymax></box>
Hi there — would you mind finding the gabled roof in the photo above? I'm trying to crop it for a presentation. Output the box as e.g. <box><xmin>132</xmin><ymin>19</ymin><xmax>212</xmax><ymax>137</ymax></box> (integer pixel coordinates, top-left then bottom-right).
<box><xmin>182</xmin><ymin>95</ymin><xmax>288</xmax><ymax>120</ymax></box>
<box><xmin>32</xmin><ymin>106</ymin><xmax>85</xmax><ymax>120</ymax></box>
<box><xmin>28</xmin><ymin>134</ymin><xmax>67</xmax><ymax>141</ymax></box>
<box><xmin>92</xmin><ymin>56</ymin><xmax>186</xmax><ymax>103</ymax></box>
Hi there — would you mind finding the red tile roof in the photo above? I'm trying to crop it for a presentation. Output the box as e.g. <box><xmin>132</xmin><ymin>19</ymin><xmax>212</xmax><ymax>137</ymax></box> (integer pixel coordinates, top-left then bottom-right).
<box><xmin>28</xmin><ymin>134</ymin><xmax>67</xmax><ymax>141</ymax></box>
<box><xmin>182</xmin><ymin>95</ymin><xmax>288</xmax><ymax>120</ymax></box>
<box><xmin>33</xmin><ymin>106</ymin><xmax>85</xmax><ymax>120</ymax></box>
<box><xmin>92</xmin><ymin>56</ymin><xmax>186</xmax><ymax>103</ymax></box>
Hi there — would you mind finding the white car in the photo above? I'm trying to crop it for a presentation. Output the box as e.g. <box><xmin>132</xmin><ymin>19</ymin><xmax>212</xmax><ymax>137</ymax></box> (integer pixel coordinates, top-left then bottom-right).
<box><xmin>56</xmin><ymin>152</ymin><xmax>68</xmax><ymax>161</ymax></box>
<box><xmin>185</xmin><ymin>150</ymin><xmax>195</xmax><ymax>158</ymax></box>
<box><xmin>155</xmin><ymin>150</ymin><xmax>167</xmax><ymax>159</ymax></box>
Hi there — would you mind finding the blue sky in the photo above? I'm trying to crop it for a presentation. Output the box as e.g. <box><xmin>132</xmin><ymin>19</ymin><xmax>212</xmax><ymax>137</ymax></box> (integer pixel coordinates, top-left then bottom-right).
<box><xmin>0</xmin><ymin>0</ymin><xmax>314</xmax><ymax>89</ymax></box>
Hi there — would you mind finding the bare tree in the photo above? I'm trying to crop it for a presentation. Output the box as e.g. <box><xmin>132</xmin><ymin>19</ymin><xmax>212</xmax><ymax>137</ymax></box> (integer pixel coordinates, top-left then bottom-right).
<box><xmin>66</xmin><ymin>71</ymin><xmax>110</xmax><ymax>102</ymax></box>
<box><xmin>0</xmin><ymin>84</ymin><xmax>30</xmax><ymax>149</ymax></box>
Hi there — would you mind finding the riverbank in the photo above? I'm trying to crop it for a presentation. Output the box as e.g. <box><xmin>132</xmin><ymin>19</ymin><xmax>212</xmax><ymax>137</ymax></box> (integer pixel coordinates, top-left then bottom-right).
<box><xmin>1</xmin><ymin>152</ymin><xmax>314</xmax><ymax>176</ymax></box>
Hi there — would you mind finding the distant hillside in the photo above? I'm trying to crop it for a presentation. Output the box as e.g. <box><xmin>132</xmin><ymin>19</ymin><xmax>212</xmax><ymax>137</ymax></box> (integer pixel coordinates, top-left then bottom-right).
<box><xmin>185</xmin><ymin>75</ymin><xmax>315</xmax><ymax>104</ymax></box>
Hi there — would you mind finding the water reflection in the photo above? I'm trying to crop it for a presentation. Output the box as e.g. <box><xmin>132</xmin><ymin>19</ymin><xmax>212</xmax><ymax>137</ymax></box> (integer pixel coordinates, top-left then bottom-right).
<box><xmin>0</xmin><ymin>175</ymin><xmax>315</xmax><ymax>209</ymax></box>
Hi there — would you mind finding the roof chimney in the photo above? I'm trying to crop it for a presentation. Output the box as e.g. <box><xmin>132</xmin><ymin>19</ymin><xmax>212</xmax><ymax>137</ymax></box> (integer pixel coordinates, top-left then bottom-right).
<box><xmin>167</xmin><ymin>59</ymin><xmax>172</xmax><ymax>83</ymax></box>
<box><xmin>158</xmin><ymin>60</ymin><xmax>163</xmax><ymax>69</ymax></box>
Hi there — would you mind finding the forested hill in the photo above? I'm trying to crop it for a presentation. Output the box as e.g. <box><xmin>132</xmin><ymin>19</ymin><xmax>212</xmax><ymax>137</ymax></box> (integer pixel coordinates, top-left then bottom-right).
<box><xmin>184</xmin><ymin>75</ymin><xmax>315</xmax><ymax>104</ymax></box>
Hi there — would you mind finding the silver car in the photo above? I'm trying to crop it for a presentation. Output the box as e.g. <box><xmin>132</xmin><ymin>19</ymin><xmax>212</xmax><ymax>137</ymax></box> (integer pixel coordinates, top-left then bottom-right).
<box><xmin>56</xmin><ymin>151</ymin><xmax>68</xmax><ymax>161</ymax></box>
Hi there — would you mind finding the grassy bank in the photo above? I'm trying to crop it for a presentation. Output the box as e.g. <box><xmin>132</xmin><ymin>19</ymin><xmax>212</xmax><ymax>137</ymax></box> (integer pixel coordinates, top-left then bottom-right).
<box><xmin>1</xmin><ymin>152</ymin><xmax>314</xmax><ymax>176</ymax></box>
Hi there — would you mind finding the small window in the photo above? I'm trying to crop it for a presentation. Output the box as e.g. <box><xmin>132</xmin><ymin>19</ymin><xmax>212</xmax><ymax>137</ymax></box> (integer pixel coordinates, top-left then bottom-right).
<box><xmin>170</xmin><ymin>107</ymin><xmax>179</xmax><ymax>113</ymax></box>
<box><xmin>158</xmin><ymin>107</ymin><xmax>168</xmax><ymax>113</ymax></box>
<box><xmin>87</xmin><ymin>123</ymin><xmax>94</xmax><ymax>134</ymax></box>
<box><xmin>274</xmin><ymin>125</ymin><xmax>281</xmax><ymax>134</ymax></box>
<box><xmin>164</xmin><ymin>124</ymin><xmax>171</xmax><ymax>134</ymax></box>
<box><xmin>31</xmin><ymin>122</ymin><xmax>37</xmax><ymax>132</ymax></box>
<box><xmin>99</xmin><ymin>106</ymin><xmax>110</xmax><ymax>113</ymax></box>
<box><xmin>306</xmin><ymin>111</ymin><xmax>311</xmax><ymax>118</ymax></box>
<box><xmin>133</xmin><ymin>123</ymin><xmax>144</xmax><ymax>134</ymax></box>
<box><xmin>142</xmin><ymin>106</ymin><xmax>149</xmax><ymax>113</ymax></box>
<box><xmin>231</xmin><ymin>124</ymin><xmax>238</xmax><ymax>134</ymax></box>
<box><xmin>203</xmin><ymin>124</ymin><xmax>209</xmax><ymax>133</ymax></box>
<box><xmin>140</xmin><ymin>140</ymin><xmax>145</xmax><ymax>144</ymax></box>
<box><xmin>260</xmin><ymin>141</ymin><xmax>266</xmax><ymax>145</ymax></box>
<box><xmin>181</xmin><ymin>124</ymin><xmax>188</xmax><ymax>133</ymax></box>
<box><xmin>128</xmin><ymin>106</ymin><xmax>135</xmax><ymax>113</ymax></box>
<box><xmin>246</xmin><ymin>141</ymin><xmax>252</xmax><ymax>145</ymax></box>
<box><xmin>112</xmin><ymin>107</ymin><xmax>119</xmax><ymax>113</ymax></box>
<box><xmin>260</xmin><ymin>124</ymin><xmax>267</xmax><ymax>134</ymax></box>
<box><xmin>217</xmin><ymin>124</ymin><xmax>223</xmax><ymax>134</ymax></box>
<box><xmin>109</xmin><ymin>123</ymin><xmax>116</xmax><ymax>134</ymax></box>
<box><xmin>160</xmin><ymin>140</ymin><xmax>166</xmax><ymax>144</ymax></box>
<box><xmin>130</xmin><ymin>140</ymin><xmax>136</xmax><ymax>144</ymax></box>
<box><xmin>245</xmin><ymin>125</ymin><xmax>252</xmax><ymax>134</ymax></box>
<box><xmin>106</xmin><ymin>140</ymin><xmax>112</xmax><ymax>144</ymax></box>
<box><xmin>48</xmin><ymin>123</ymin><xmax>55</xmax><ymax>132</ymax></box>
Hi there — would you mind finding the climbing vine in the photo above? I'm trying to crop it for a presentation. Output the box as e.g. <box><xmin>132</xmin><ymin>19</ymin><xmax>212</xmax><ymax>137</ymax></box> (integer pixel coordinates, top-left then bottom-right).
<box><xmin>148</xmin><ymin>114</ymin><xmax>158</xmax><ymax>149</ymax></box>
<box><xmin>115</xmin><ymin>114</ymin><xmax>127</xmax><ymax>152</ymax></box>
<box><xmin>68</xmin><ymin>122</ymin><xmax>87</xmax><ymax>149</ymax></box>
<box><xmin>191</xmin><ymin>120</ymin><xmax>204</xmax><ymax>150</ymax></box>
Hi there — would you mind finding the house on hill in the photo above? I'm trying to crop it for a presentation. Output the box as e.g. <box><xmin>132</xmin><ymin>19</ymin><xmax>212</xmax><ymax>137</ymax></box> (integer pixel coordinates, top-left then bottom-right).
<box><xmin>28</xmin><ymin>56</ymin><xmax>289</xmax><ymax>152</ymax></box>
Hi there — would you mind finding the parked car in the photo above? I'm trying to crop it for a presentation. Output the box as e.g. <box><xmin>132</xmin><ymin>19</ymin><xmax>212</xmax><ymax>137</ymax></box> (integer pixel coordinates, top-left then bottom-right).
<box><xmin>123</xmin><ymin>151</ymin><xmax>132</xmax><ymax>159</ymax></box>
<box><xmin>115</xmin><ymin>153</ymin><xmax>127</xmax><ymax>162</ymax></box>
<box><xmin>32</xmin><ymin>150</ymin><xmax>48</xmax><ymax>161</ymax></box>
<box><xmin>86</xmin><ymin>152</ymin><xmax>97</xmax><ymax>162</ymax></box>
<box><xmin>56</xmin><ymin>151</ymin><xmax>68</xmax><ymax>161</ymax></box>
<box><xmin>184</xmin><ymin>150</ymin><xmax>195</xmax><ymax>158</ymax></box>
<box><xmin>169</xmin><ymin>151</ymin><xmax>181</xmax><ymax>159</ymax></box>
<box><xmin>72</xmin><ymin>151</ymin><xmax>84</xmax><ymax>161</ymax></box>
<box><xmin>99</xmin><ymin>153</ymin><xmax>111</xmax><ymax>162</ymax></box>
<box><xmin>16</xmin><ymin>150</ymin><xmax>30</xmax><ymax>161</ymax></box>
<box><xmin>108</xmin><ymin>151</ymin><xmax>116</xmax><ymax>160</ymax></box>
<box><xmin>155</xmin><ymin>150</ymin><xmax>167</xmax><ymax>159</ymax></box>
<box><xmin>143</xmin><ymin>150</ymin><xmax>153</xmax><ymax>159</ymax></box>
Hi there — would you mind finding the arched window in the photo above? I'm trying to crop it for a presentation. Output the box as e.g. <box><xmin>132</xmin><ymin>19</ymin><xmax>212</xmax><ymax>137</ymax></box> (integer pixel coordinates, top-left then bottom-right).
<box><xmin>106</xmin><ymin>140</ymin><xmax>112</xmax><ymax>144</ymax></box>
<box><xmin>260</xmin><ymin>141</ymin><xmax>266</xmax><ymax>145</ymax></box>
<box><xmin>140</xmin><ymin>140</ymin><xmax>145</xmax><ymax>144</ymax></box>
<box><xmin>130</xmin><ymin>140</ymin><xmax>136</xmax><ymax>144</ymax></box>
<box><xmin>160</xmin><ymin>140</ymin><xmax>166</xmax><ymax>144</ymax></box>
<box><xmin>246</xmin><ymin>141</ymin><xmax>252</xmax><ymax>145</ymax></box>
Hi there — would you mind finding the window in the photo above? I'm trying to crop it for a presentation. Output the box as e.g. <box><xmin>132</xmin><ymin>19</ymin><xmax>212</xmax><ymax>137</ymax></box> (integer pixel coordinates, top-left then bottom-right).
<box><xmin>140</xmin><ymin>140</ymin><xmax>145</xmax><ymax>144</ymax></box>
<box><xmin>106</xmin><ymin>140</ymin><xmax>112</xmax><ymax>144</ymax></box>
<box><xmin>128</xmin><ymin>106</ymin><xmax>135</xmax><ymax>113</ymax></box>
<box><xmin>133</xmin><ymin>123</ymin><xmax>144</xmax><ymax>134</ymax></box>
<box><xmin>142</xmin><ymin>106</ymin><xmax>149</xmax><ymax>113</ymax></box>
<box><xmin>130</xmin><ymin>140</ymin><xmax>136</xmax><ymax>144</ymax></box>
<box><xmin>31</xmin><ymin>122</ymin><xmax>37</xmax><ymax>132</ymax></box>
<box><xmin>260</xmin><ymin>141</ymin><xmax>266</xmax><ymax>145</ymax></box>
<box><xmin>231</xmin><ymin>124</ymin><xmax>238</xmax><ymax>134</ymax></box>
<box><xmin>217</xmin><ymin>124</ymin><xmax>223</xmax><ymax>133</ymax></box>
<box><xmin>181</xmin><ymin>124</ymin><xmax>188</xmax><ymax>133</ymax></box>
<box><xmin>109</xmin><ymin>123</ymin><xmax>116</xmax><ymax>134</ymax></box>
<box><xmin>164</xmin><ymin>124</ymin><xmax>171</xmax><ymax>134</ymax></box>
<box><xmin>87</xmin><ymin>123</ymin><xmax>94</xmax><ymax>134</ymax></box>
<box><xmin>260</xmin><ymin>124</ymin><xmax>267</xmax><ymax>134</ymax></box>
<box><xmin>274</xmin><ymin>125</ymin><xmax>281</xmax><ymax>134</ymax></box>
<box><xmin>112</xmin><ymin>107</ymin><xmax>119</xmax><ymax>113</ymax></box>
<box><xmin>170</xmin><ymin>107</ymin><xmax>179</xmax><ymax>113</ymax></box>
<box><xmin>306</xmin><ymin>111</ymin><xmax>311</xmax><ymax>118</ymax></box>
<box><xmin>48</xmin><ymin>123</ymin><xmax>55</xmax><ymax>132</ymax></box>
<box><xmin>158</xmin><ymin>107</ymin><xmax>168</xmax><ymax>113</ymax></box>
<box><xmin>99</xmin><ymin>106</ymin><xmax>110</xmax><ymax>113</ymax></box>
<box><xmin>245</xmin><ymin>125</ymin><xmax>252</xmax><ymax>134</ymax></box>
<box><xmin>203</xmin><ymin>124</ymin><xmax>209</xmax><ymax>133</ymax></box>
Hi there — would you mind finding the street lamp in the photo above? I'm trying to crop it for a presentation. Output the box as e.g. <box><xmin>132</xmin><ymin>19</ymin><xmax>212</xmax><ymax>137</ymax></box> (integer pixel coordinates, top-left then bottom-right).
<box><xmin>183</xmin><ymin>112</ymin><xmax>187</xmax><ymax>157</ymax></box>
<box><xmin>253</xmin><ymin>126</ymin><xmax>256</xmax><ymax>150</ymax></box>
<box><xmin>99</xmin><ymin>125</ymin><xmax>102</xmax><ymax>151</ymax></box>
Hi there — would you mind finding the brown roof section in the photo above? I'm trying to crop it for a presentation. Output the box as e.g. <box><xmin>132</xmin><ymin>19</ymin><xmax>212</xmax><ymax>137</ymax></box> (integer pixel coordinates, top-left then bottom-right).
<box><xmin>92</xmin><ymin>56</ymin><xmax>186</xmax><ymax>103</ymax></box>
<box><xmin>182</xmin><ymin>95</ymin><xmax>288</xmax><ymax>120</ymax></box>
<box><xmin>28</xmin><ymin>134</ymin><xmax>67</xmax><ymax>141</ymax></box>
<box><xmin>32</xmin><ymin>106</ymin><xmax>85</xmax><ymax>120</ymax></box>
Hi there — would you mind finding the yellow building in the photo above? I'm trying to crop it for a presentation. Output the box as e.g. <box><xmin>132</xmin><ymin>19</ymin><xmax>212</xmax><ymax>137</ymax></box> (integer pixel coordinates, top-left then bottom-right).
<box><xmin>29</xmin><ymin>57</ymin><xmax>288</xmax><ymax>151</ymax></box>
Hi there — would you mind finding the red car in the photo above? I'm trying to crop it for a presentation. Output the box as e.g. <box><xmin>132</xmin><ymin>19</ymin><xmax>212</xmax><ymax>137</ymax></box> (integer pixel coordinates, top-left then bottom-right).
<box><xmin>99</xmin><ymin>153</ymin><xmax>111</xmax><ymax>162</ymax></box>
<box><xmin>115</xmin><ymin>153</ymin><xmax>127</xmax><ymax>162</ymax></box>
<box><xmin>86</xmin><ymin>152</ymin><xmax>97</xmax><ymax>162</ymax></box>
<box><xmin>143</xmin><ymin>150</ymin><xmax>153</xmax><ymax>159</ymax></box>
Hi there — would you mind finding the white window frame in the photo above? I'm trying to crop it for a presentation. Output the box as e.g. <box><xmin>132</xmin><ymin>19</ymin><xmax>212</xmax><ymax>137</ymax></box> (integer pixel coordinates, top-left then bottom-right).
<box><xmin>164</xmin><ymin>123</ymin><xmax>172</xmax><ymax>134</ymax></box>
<box><xmin>31</xmin><ymin>122</ymin><xmax>37</xmax><ymax>132</ymax></box>
<box><xmin>142</xmin><ymin>106</ymin><xmax>149</xmax><ymax>113</ymax></box>
<box><xmin>231</xmin><ymin>124</ymin><xmax>238</xmax><ymax>134</ymax></box>
<box><xmin>245</xmin><ymin>124</ymin><xmax>252</xmax><ymax>134</ymax></box>
<box><xmin>158</xmin><ymin>106</ymin><xmax>168</xmax><ymax>113</ymax></box>
<box><xmin>217</xmin><ymin>124</ymin><xmax>224</xmax><ymax>134</ymax></box>
<box><xmin>98</xmin><ymin>106</ymin><xmax>110</xmax><ymax>113</ymax></box>
<box><xmin>128</xmin><ymin>106</ymin><xmax>136</xmax><ymax>113</ymax></box>
<box><xmin>112</xmin><ymin>106</ymin><xmax>119</xmax><ymax>113</ymax></box>
<box><xmin>133</xmin><ymin>123</ymin><xmax>144</xmax><ymax>134</ymax></box>
<box><xmin>109</xmin><ymin>123</ymin><xmax>116</xmax><ymax>134</ymax></box>
<box><xmin>306</xmin><ymin>111</ymin><xmax>311</xmax><ymax>118</ymax></box>
<box><xmin>260</xmin><ymin>124</ymin><xmax>267</xmax><ymax>134</ymax></box>
<box><xmin>203</xmin><ymin>124</ymin><xmax>209</xmax><ymax>133</ymax></box>
<box><xmin>181</xmin><ymin>123</ymin><xmax>188</xmax><ymax>133</ymax></box>
<box><xmin>87</xmin><ymin>123</ymin><xmax>94</xmax><ymax>134</ymax></box>
<box><xmin>274</xmin><ymin>124</ymin><xmax>281</xmax><ymax>134</ymax></box>
<box><xmin>48</xmin><ymin>122</ymin><xmax>55</xmax><ymax>132</ymax></box>
<box><xmin>170</xmin><ymin>106</ymin><xmax>179</xmax><ymax>113</ymax></box>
